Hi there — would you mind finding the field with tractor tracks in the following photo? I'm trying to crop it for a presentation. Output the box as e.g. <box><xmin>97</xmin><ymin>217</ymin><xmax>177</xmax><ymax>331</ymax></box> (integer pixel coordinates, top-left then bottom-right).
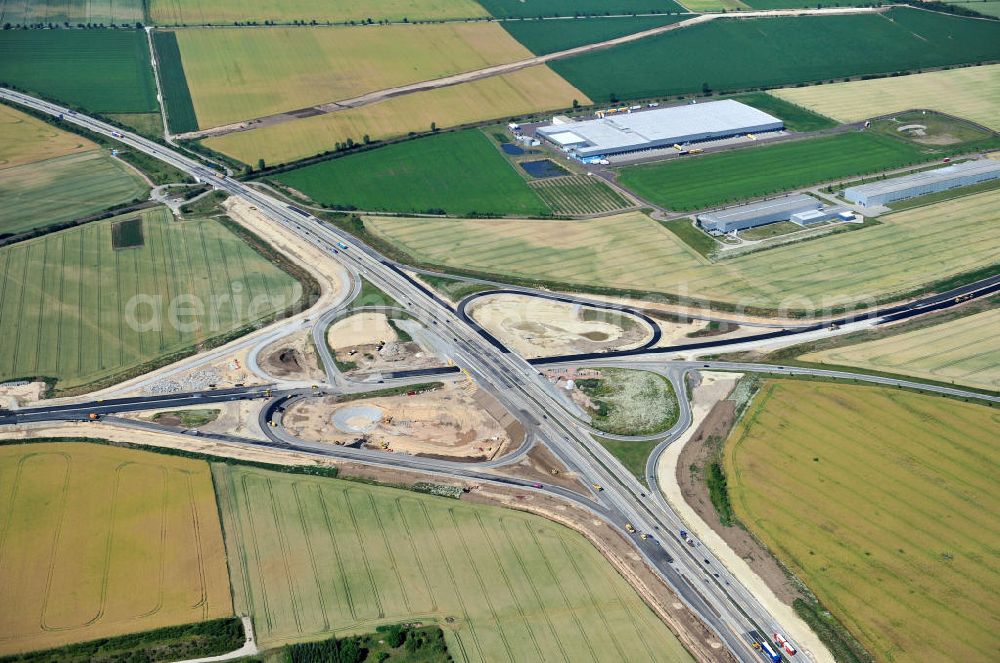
<box><xmin>204</xmin><ymin>65</ymin><xmax>587</xmax><ymax>166</ymax></box>
<box><xmin>0</xmin><ymin>442</ymin><xmax>231</xmax><ymax>656</ymax></box>
<box><xmin>213</xmin><ymin>463</ymin><xmax>693</xmax><ymax>661</ymax></box>
<box><xmin>0</xmin><ymin>206</ymin><xmax>302</xmax><ymax>392</ymax></box>
<box><xmin>529</xmin><ymin>176</ymin><xmax>632</xmax><ymax>215</ymax></box>
<box><xmin>773</xmin><ymin>64</ymin><xmax>1000</xmax><ymax>132</ymax></box>
<box><xmin>366</xmin><ymin>190</ymin><xmax>1000</xmax><ymax>311</ymax></box>
<box><xmin>724</xmin><ymin>380</ymin><xmax>1000</xmax><ymax>663</ymax></box>
<box><xmin>274</xmin><ymin>130</ymin><xmax>548</xmax><ymax>216</ymax></box>
<box><xmin>0</xmin><ymin>29</ymin><xmax>157</xmax><ymax>113</ymax></box>
<box><xmin>551</xmin><ymin>9</ymin><xmax>1000</xmax><ymax>103</ymax></box>
<box><xmin>801</xmin><ymin>308</ymin><xmax>1000</xmax><ymax>391</ymax></box>
<box><xmin>0</xmin><ymin>0</ymin><xmax>143</xmax><ymax>26</ymax></box>
<box><xmin>148</xmin><ymin>0</ymin><xmax>488</xmax><ymax>24</ymax></box>
<box><xmin>171</xmin><ymin>24</ymin><xmax>533</xmax><ymax>129</ymax></box>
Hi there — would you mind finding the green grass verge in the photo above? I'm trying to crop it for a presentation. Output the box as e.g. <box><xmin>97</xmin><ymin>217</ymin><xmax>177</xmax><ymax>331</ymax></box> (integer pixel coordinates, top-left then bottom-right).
<box><xmin>152</xmin><ymin>31</ymin><xmax>199</xmax><ymax>134</ymax></box>
<box><xmin>151</xmin><ymin>409</ymin><xmax>221</xmax><ymax>427</ymax></box>
<box><xmin>272</xmin><ymin>131</ymin><xmax>550</xmax><ymax>216</ymax></box>
<box><xmin>0</xmin><ymin>29</ymin><xmax>157</xmax><ymax>113</ymax></box>
<box><xmin>594</xmin><ymin>435</ymin><xmax>657</xmax><ymax>483</ymax></box>
<box><xmin>551</xmin><ymin>9</ymin><xmax>1000</xmax><ymax>103</ymax></box>
<box><xmin>705</xmin><ymin>461</ymin><xmax>734</xmax><ymax>527</ymax></box>
<box><xmin>416</xmin><ymin>273</ymin><xmax>496</xmax><ymax>301</ymax></box>
<box><xmin>0</xmin><ymin>618</ymin><xmax>243</xmax><ymax>663</ymax></box>
<box><xmin>501</xmin><ymin>15</ymin><xmax>686</xmax><ymax>55</ymax></box>
<box><xmin>576</xmin><ymin>368</ymin><xmax>679</xmax><ymax>435</ymax></box>
<box><xmin>616</xmin><ymin>131</ymin><xmax>960</xmax><ymax>211</ymax></box>
<box><xmin>180</xmin><ymin>190</ymin><xmax>229</xmax><ymax>216</ymax></box>
<box><xmin>793</xmin><ymin>599</ymin><xmax>874</xmax><ymax>663</ymax></box>
<box><xmin>730</xmin><ymin>92</ymin><xmax>838</xmax><ymax>132</ymax></box>
<box><xmin>658</xmin><ymin>218</ymin><xmax>719</xmax><ymax>258</ymax></box>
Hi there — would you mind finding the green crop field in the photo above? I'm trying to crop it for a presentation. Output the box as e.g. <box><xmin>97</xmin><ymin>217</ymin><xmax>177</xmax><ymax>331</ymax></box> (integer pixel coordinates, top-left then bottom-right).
<box><xmin>801</xmin><ymin>308</ymin><xmax>1000</xmax><ymax>391</ymax></box>
<box><xmin>366</xmin><ymin>190</ymin><xmax>1000</xmax><ymax>311</ymax></box>
<box><xmin>477</xmin><ymin>0</ymin><xmax>685</xmax><ymax>18</ymax></box>
<box><xmin>774</xmin><ymin>65</ymin><xmax>1000</xmax><ymax>133</ymax></box>
<box><xmin>729</xmin><ymin>92</ymin><xmax>837</xmax><ymax>132</ymax></box>
<box><xmin>0</xmin><ymin>442</ymin><xmax>232</xmax><ymax>656</ymax></box>
<box><xmin>0</xmin><ymin>29</ymin><xmax>157</xmax><ymax>113</ymax></box>
<box><xmin>0</xmin><ymin>207</ymin><xmax>302</xmax><ymax>393</ymax></box>
<box><xmin>501</xmin><ymin>15</ymin><xmax>685</xmax><ymax>55</ymax></box>
<box><xmin>0</xmin><ymin>0</ymin><xmax>143</xmax><ymax>26</ymax></box>
<box><xmin>151</xmin><ymin>31</ymin><xmax>199</xmax><ymax>134</ymax></box>
<box><xmin>551</xmin><ymin>9</ymin><xmax>1000</xmax><ymax>103</ymax></box>
<box><xmin>171</xmin><ymin>24</ymin><xmax>532</xmax><ymax>129</ymax></box>
<box><xmin>274</xmin><ymin>131</ymin><xmax>549</xmax><ymax>216</ymax></box>
<box><xmin>946</xmin><ymin>0</ymin><xmax>1000</xmax><ymax>17</ymax></box>
<box><xmin>529</xmin><ymin>176</ymin><xmax>631</xmax><ymax>215</ymax></box>
<box><xmin>148</xmin><ymin>0</ymin><xmax>488</xmax><ymax>25</ymax></box>
<box><xmin>0</xmin><ymin>151</ymin><xmax>148</xmax><ymax>237</ymax></box>
<box><xmin>725</xmin><ymin>380</ymin><xmax>1000</xmax><ymax>662</ymax></box>
<box><xmin>213</xmin><ymin>463</ymin><xmax>693</xmax><ymax>660</ymax></box>
<box><xmin>616</xmin><ymin>132</ymin><xmax>934</xmax><ymax>211</ymax></box>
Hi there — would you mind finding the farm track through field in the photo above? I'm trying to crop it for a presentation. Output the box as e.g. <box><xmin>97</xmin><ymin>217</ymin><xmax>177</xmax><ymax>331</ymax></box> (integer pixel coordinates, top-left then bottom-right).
<box><xmin>185</xmin><ymin>5</ymin><xmax>891</xmax><ymax>141</ymax></box>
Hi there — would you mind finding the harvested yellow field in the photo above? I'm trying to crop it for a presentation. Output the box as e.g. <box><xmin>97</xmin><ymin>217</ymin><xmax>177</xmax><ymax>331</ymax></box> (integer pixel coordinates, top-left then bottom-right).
<box><xmin>149</xmin><ymin>0</ymin><xmax>487</xmax><ymax>25</ymax></box>
<box><xmin>205</xmin><ymin>65</ymin><xmax>588</xmax><ymax>165</ymax></box>
<box><xmin>0</xmin><ymin>442</ymin><xmax>232</xmax><ymax>656</ymax></box>
<box><xmin>0</xmin><ymin>102</ymin><xmax>96</xmax><ymax>169</ymax></box>
<box><xmin>175</xmin><ymin>23</ymin><xmax>532</xmax><ymax>129</ymax></box>
<box><xmin>366</xmin><ymin>190</ymin><xmax>1000</xmax><ymax>310</ymax></box>
<box><xmin>802</xmin><ymin>308</ymin><xmax>1000</xmax><ymax>390</ymax></box>
<box><xmin>725</xmin><ymin>380</ymin><xmax>1000</xmax><ymax>662</ymax></box>
<box><xmin>773</xmin><ymin>64</ymin><xmax>1000</xmax><ymax>131</ymax></box>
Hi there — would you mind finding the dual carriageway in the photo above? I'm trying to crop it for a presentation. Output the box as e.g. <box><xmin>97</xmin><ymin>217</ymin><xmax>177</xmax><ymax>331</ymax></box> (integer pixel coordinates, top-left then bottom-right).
<box><xmin>2</xmin><ymin>87</ymin><xmax>998</xmax><ymax>663</ymax></box>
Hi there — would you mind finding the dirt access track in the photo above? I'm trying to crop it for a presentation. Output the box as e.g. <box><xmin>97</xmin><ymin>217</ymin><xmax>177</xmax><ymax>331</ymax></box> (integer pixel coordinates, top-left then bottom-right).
<box><xmin>283</xmin><ymin>379</ymin><xmax>525</xmax><ymax>461</ymax></box>
<box><xmin>181</xmin><ymin>6</ymin><xmax>889</xmax><ymax>140</ymax></box>
<box><xmin>468</xmin><ymin>293</ymin><xmax>653</xmax><ymax>358</ymax></box>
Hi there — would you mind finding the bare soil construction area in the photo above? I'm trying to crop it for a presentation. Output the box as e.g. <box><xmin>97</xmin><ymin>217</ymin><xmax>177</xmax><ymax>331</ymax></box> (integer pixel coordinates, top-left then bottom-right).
<box><xmin>492</xmin><ymin>443</ymin><xmax>589</xmax><ymax>495</ymax></box>
<box><xmin>468</xmin><ymin>293</ymin><xmax>652</xmax><ymax>358</ymax></box>
<box><xmin>259</xmin><ymin>327</ymin><xmax>325</xmax><ymax>382</ymax></box>
<box><xmin>327</xmin><ymin>311</ymin><xmax>444</xmax><ymax>375</ymax></box>
<box><xmin>283</xmin><ymin>380</ymin><xmax>523</xmax><ymax>461</ymax></box>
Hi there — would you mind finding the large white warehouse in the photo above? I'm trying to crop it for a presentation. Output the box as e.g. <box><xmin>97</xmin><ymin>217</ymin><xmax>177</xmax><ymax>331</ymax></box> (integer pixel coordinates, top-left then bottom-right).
<box><xmin>536</xmin><ymin>100</ymin><xmax>783</xmax><ymax>160</ymax></box>
<box><xmin>843</xmin><ymin>159</ymin><xmax>1000</xmax><ymax>207</ymax></box>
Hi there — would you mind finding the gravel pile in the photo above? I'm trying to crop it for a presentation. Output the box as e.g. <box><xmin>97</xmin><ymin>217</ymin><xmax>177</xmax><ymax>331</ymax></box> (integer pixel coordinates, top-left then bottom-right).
<box><xmin>144</xmin><ymin>369</ymin><xmax>222</xmax><ymax>394</ymax></box>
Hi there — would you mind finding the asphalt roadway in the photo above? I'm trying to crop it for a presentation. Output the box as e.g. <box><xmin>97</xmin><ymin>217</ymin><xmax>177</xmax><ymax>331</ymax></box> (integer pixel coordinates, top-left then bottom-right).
<box><xmin>3</xmin><ymin>87</ymin><xmax>997</xmax><ymax>663</ymax></box>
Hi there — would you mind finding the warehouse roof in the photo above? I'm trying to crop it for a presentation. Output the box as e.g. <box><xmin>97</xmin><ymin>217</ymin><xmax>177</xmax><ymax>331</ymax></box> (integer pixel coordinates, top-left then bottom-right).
<box><xmin>844</xmin><ymin>159</ymin><xmax>1000</xmax><ymax>197</ymax></box>
<box><xmin>697</xmin><ymin>194</ymin><xmax>819</xmax><ymax>224</ymax></box>
<box><xmin>537</xmin><ymin>100</ymin><xmax>783</xmax><ymax>156</ymax></box>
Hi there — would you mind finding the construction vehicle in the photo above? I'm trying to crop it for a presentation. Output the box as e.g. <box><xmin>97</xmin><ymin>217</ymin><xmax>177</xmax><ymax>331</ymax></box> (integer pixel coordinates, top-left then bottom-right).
<box><xmin>624</xmin><ymin>523</ymin><xmax>636</xmax><ymax>533</ymax></box>
<box><xmin>592</xmin><ymin>483</ymin><xmax>604</xmax><ymax>492</ymax></box>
